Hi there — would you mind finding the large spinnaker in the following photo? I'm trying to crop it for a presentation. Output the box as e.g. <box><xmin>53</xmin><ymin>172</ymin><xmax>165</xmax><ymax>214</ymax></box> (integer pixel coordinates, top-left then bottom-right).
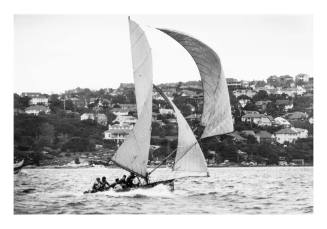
<box><xmin>111</xmin><ymin>18</ymin><xmax>153</xmax><ymax>178</ymax></box>
<box><xmin>157</xmin><ymin>29</ymin><xmax>234</xmax><ymax>139</ymax></box>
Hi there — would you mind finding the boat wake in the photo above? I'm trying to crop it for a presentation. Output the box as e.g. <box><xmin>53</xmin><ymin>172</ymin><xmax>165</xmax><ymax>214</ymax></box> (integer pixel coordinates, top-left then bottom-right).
<box><xmin>90</xmin><ymin>184</ymin><xmax>175</xmax><ymax>198</ymax></box>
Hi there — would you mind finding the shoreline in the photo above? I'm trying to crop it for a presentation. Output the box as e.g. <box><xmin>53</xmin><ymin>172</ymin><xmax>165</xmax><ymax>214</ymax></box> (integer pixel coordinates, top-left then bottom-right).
<box><xmin>21</xmin><ymin>164</ymin><xmax>313</xmax><ymax>170</ymax></box>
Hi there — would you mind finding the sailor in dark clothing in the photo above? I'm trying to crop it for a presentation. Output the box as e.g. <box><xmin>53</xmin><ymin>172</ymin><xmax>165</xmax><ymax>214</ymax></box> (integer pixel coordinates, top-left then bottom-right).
<box><xmin>110</xmin><ymin>178</ymin><xmax>120</xmax><ymax>188</ymax></box>
<box><xmin>100</xmin><ymin>176</ymin><xmax>110</xmax><ymax>191</ymax></box>
<box><xmin>119</xmin><ymin>175</ymin><xmax>127</xmax><ymax>184</ymax></box>
<box><xmin>126</xmin><ymin>173</ymin><xmax>136</xmax><ymax>187</ymax></box>
<box><xmin>92</xmin><ymin>177</ymin><xmax>103</xmax><ymax>192</ymax></box>
<box><xmin>119</xmin><ymin>175</ymin><xmax>127</xmax><ymax>188</ymax></box>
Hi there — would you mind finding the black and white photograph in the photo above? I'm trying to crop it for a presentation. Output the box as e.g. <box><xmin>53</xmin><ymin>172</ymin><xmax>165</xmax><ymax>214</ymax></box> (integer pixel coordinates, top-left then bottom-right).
<box><xmin>12</xmin><ymin>14</ymin><xmax>315</xmax><ymax>215</ymax></box>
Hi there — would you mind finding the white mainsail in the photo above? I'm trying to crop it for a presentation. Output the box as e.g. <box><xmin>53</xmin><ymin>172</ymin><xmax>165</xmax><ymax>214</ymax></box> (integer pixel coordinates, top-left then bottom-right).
<box><xmin>129</xmin><ymin>18</ymin><xmax>153</xmax><ymax>117</ymax></box>
<box><xmin>157</xmin><ymin>29</ymin><xmax>234</xmax><ymax>139</ymax></box>
<box><xmin>110</xmin><ymin>18</ymin><xmax>153</xmax><ymax>178</ymax></box>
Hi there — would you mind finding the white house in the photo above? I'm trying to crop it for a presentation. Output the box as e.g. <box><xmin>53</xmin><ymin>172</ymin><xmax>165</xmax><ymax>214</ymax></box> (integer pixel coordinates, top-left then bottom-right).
<box><xmin>274</xmin><ymin>127</ymin><xmax>308</xmax><ymax>144</ymax></box>
<box><xmin>274</xmin><ymin>117</ymin><xmax>291</xmax><ymax>127</ymax></box>
<box><xmin>159</xmin><ymin>108</ymin><xmax>174</xmax><ymax>115</ymax></box>
<box><xmin>80</xmin><ymin>113</ymin><xmax>95</xmax><ymax>121</ymax></box>
<box><xmin>29</xmin><ymin>97</ymin><xmax>49</xmax><ymax>106</ymax></box>
<box><xmin>233</xmin><ymin>89</ymin><xmax>257</xmax><ymax>98</ymax></box>
<box><xmin>241</xmin><ymin>113</ymin><xmax>273</xmax><ymax>126</ymax></box>
<box><xmin>25</xmin><ymin>105</ymin><xmax>50</xmax><ymax>115</ymax></box>
<box><xmin>293</xmin><ymin>128</ymin><xmax>308</xmax><ymax>138</ymax></box>
<box><xmin>103</xmin><ymin>124</ymin><xmax>133</xmax><ymax>144</ymax></box>
<box><xmin>114</xmin><ymin>115</ymin><xmax>137</xmax><ymax>125</ymax></box>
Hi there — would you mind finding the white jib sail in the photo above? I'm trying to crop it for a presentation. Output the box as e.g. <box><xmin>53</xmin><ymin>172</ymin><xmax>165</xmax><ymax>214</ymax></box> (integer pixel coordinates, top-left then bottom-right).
<box><xmin>170</xmin><ymin>101</ymin><xmax>208</xmax><ymax>175</ymax></box>
<box><xmin>157</xmin><ymin>29</ymin><xmax>234</xmax><ymax>139</ymax></box>
<box><xmin>111</xmin><ymin>18</ymin><xmax>153</xmax><ymax>178</ymax></box>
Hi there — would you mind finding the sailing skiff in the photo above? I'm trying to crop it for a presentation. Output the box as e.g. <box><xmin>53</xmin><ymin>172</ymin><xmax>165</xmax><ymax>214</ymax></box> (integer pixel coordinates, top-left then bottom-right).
<box><xmin>85</xmin><ymin>17</ymin><xmax>233</xmax><ymax>193</ymax></box>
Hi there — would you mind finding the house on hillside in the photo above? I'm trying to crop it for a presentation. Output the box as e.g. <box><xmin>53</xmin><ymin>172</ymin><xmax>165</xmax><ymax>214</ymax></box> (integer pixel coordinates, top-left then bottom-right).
<box><xmin>103</xmin><ymin>124</ymin><xmax>133</xmax><ymax>144</ymax></box>
<box><xmin>185</xmin><ymin>113</ymin><xmax>201</xmax><ymax>122</ymax></box>
<box><xmin>293</xmin><ymin>128</ymin><xmax>308</xmax><ymax>138</ymax></box>
<box><xmin>255</xmin><ymin>131</ymin><xmax>274</xmax><ymax>143</ymax></box>
<box><xmin>114</xmin><ymin>115</ymin><xmax>137</xmax><ymax>126</ymax></box>
<box><xmin>25</xmin><ymin>105</ymin><xmax>50</xmax><ymax>115</ymax></box>
<box><xmin>29</xmin><ymin>96</ymin><xmax>49</xmax><ymax>106</ymax></box>
<box><xmin>274</xmin><ymin>117</ymin><xmax>291</xmax><ymax>128</ymax></box>
<box><xmin>274</xmin><ymin>127</ymin><xmax>308</xmax><ymax>144</ymax></box>
<box><xmin>284</xmin><ymin>112</ymin><xmax>308</xmax><ymax>121</ymax></box>
<box><xmin>243</xmin><ymin>110</ymin><xmax>260</xmax><ymax>115</ymax></box>
<box><xmin>80</xmin><ymin>113</ymin><xmax>95</xmax><ymax>121</ymax></box>
<box><xmin>233</xmin><ymin>89</ymin><xmax>257</xmax><ymax>98</ymax></box>
<box><xmin>241</xmin><ymin>113</ymin><xmax>273</xmax><ymax>127</ymax></box>
<box><xmin>276</xmin><ymin>100</ymin><xmax>293</xmax><ymax>111</ymax></box>
<box><xmin>159</xmin><ymin>108</ymin><xmax>174</xmax><ymax>115</ymax></box>
<box><xmin>111</xmin><ymin>108</ymin><xmax>130</xmax><ymax>116</ymax></box>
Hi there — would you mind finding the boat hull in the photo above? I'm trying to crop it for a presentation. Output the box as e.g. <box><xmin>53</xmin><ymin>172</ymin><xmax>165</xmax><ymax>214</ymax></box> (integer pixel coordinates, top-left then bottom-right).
<box><xmin>84</xmin><ymin>179</ymin><xmax>175</xmax><ymax>194</ymax></box>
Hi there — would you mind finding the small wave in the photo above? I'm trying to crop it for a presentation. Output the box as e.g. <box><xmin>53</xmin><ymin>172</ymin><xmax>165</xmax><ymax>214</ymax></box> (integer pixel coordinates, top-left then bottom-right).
<box><xmin>189</xmin><ymin>191</ymin><xmax>218</xmax><ymax>197</ymax></box>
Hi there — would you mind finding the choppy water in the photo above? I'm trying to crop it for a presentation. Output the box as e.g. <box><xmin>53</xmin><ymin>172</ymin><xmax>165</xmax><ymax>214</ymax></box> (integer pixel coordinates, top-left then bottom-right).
<box><xmin>14</xmin><ymin>167</ymin><xmax>313</xmax><ymax>214</ymax></box>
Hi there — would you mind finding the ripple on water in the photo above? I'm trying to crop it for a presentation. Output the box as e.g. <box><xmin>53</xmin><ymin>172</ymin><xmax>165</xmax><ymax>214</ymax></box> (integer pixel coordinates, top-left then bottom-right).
<box><xmin>14</xmin><ymin>167</ymin><xmax>313</xmax><ymax>214</ymax></box>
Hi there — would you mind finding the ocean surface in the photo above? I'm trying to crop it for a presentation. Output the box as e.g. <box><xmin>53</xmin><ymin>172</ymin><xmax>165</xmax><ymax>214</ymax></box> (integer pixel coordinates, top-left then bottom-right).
<box><xmin>14</xmin><ymin>167</ymin><xmax>313</xmax><ymax>214</ymax></box>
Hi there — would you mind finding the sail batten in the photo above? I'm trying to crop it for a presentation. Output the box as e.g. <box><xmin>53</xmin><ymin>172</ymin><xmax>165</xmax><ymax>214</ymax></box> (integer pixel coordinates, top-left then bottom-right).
<box><xmin>157</xmin><ymin>29</ymin><xmax>234</xmax><ymax>139</ymax></box>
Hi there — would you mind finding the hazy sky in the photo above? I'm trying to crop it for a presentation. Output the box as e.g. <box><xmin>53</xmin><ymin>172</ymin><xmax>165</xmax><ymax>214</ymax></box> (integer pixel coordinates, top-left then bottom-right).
<box><xmin>14</xmin><ymin>15</ymin><xmax>313</xmax><ymax>94</ymax></box>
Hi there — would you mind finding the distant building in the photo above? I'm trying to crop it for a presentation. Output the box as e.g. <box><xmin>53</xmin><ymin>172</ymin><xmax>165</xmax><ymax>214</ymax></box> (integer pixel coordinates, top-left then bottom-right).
<box><xmin>284</xmin><ymin>112</ymin><xmax>308</xmax><ymax>121</ymax></box>
<box><xmin>185</xmin><ymin>113</ymin><xmax>201</xmax><ymax>121</ymax></box>
<box><xmin>293</xmin><ymin>128</ymin><xmax>308</xmax><ymax>139</ymax></box>
<box><xmin>255</xmin><ymin>131</ymin><xmax>274</xmax><ymax>143</ymax></box>
<box><xmin>25</xmin><ymin>105</ymin><xmax>50</xmax><ymax>115</ymax></box>
<box><xmin>81</xmin><ymin>113</ymin><xmax>95</xmax><ymax>121</ymax></box>
<box><xmin>21</xmin><ymin>92</ymin><xmax>42</xmax><ymax>97</ymax></box>
<box><xmin>274</xmin><ymin>117</ymin><xmax>291</xmax><ymax>128</ymax></box>
<box><xmin>29</xmin><ymin>97</ymin><xmax>49</xmax><ymax>106</ymax></box>
<box><xmin>103</xmin><ymin>124</ymin><xmax>133</xmax><ymax>144</ymax></box>
<box><xmin>276</xmin><ymin>100</ymin><xmax>293</xmax><ymax>111</ymax></box>
<box><xmin>159</xmin><ymin>108</ymin><xmax>174</xmax><ymax>115</ymax></box>
<box><xmin>119</xmin><ymin>104</ymin><xmax>137</xmax><ymax>111</ymax></box>
<box><xmin>226</xmin><ymin>78</ymin><xmax>242</xmax><ymax>89</ymax></box>
<box><xmin>243</xmin><ymin>110</ymin><xmax>260</xmax><ymax>115</ymax></box>
<box><xmin>241</xmin><ymin>113</ymin><xmax>273</xmax><ymax>126</ymax></box>
<box><xmin>295</xmin><ymin>74</ymin><xmax>310</xmax><ymax>83</ymax></box>
<box><xmin>114</xmin><ymin>115</ymin><xmax>137</xmax><ymax>126</ymax></box>
<box><xmin>233</xmin><ymin>89</ymin><xmax>257</xmax><ymax>98</ymax></box>
<box><xmin>111</xmin><ymin>108</ymin><xmax>130</xmax><ymax>116</ymax></box>
<box><xmin>274</xmin><ymin>127</ymin><xmax>308</xmax><ymax>144</ymax></box>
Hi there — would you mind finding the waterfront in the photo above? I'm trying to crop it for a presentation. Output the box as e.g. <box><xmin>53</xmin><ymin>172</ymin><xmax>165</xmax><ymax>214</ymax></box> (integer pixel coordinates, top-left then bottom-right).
<box><xmin>14</xmin><ymin>167</ymin><xmax>313</xmax><ymax>214</ymax></box>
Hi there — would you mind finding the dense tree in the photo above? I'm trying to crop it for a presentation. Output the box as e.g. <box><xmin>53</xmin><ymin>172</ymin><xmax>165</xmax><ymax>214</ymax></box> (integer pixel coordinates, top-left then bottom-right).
<box><xmin>14</xmin><ymin>94</ymin><xmax>30</xmax><ymax>109</ymax></box>
<box><xmin>252</xmin><ymin>90</ymin><xmax>269</xmax><ymax>101</ymax></box>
